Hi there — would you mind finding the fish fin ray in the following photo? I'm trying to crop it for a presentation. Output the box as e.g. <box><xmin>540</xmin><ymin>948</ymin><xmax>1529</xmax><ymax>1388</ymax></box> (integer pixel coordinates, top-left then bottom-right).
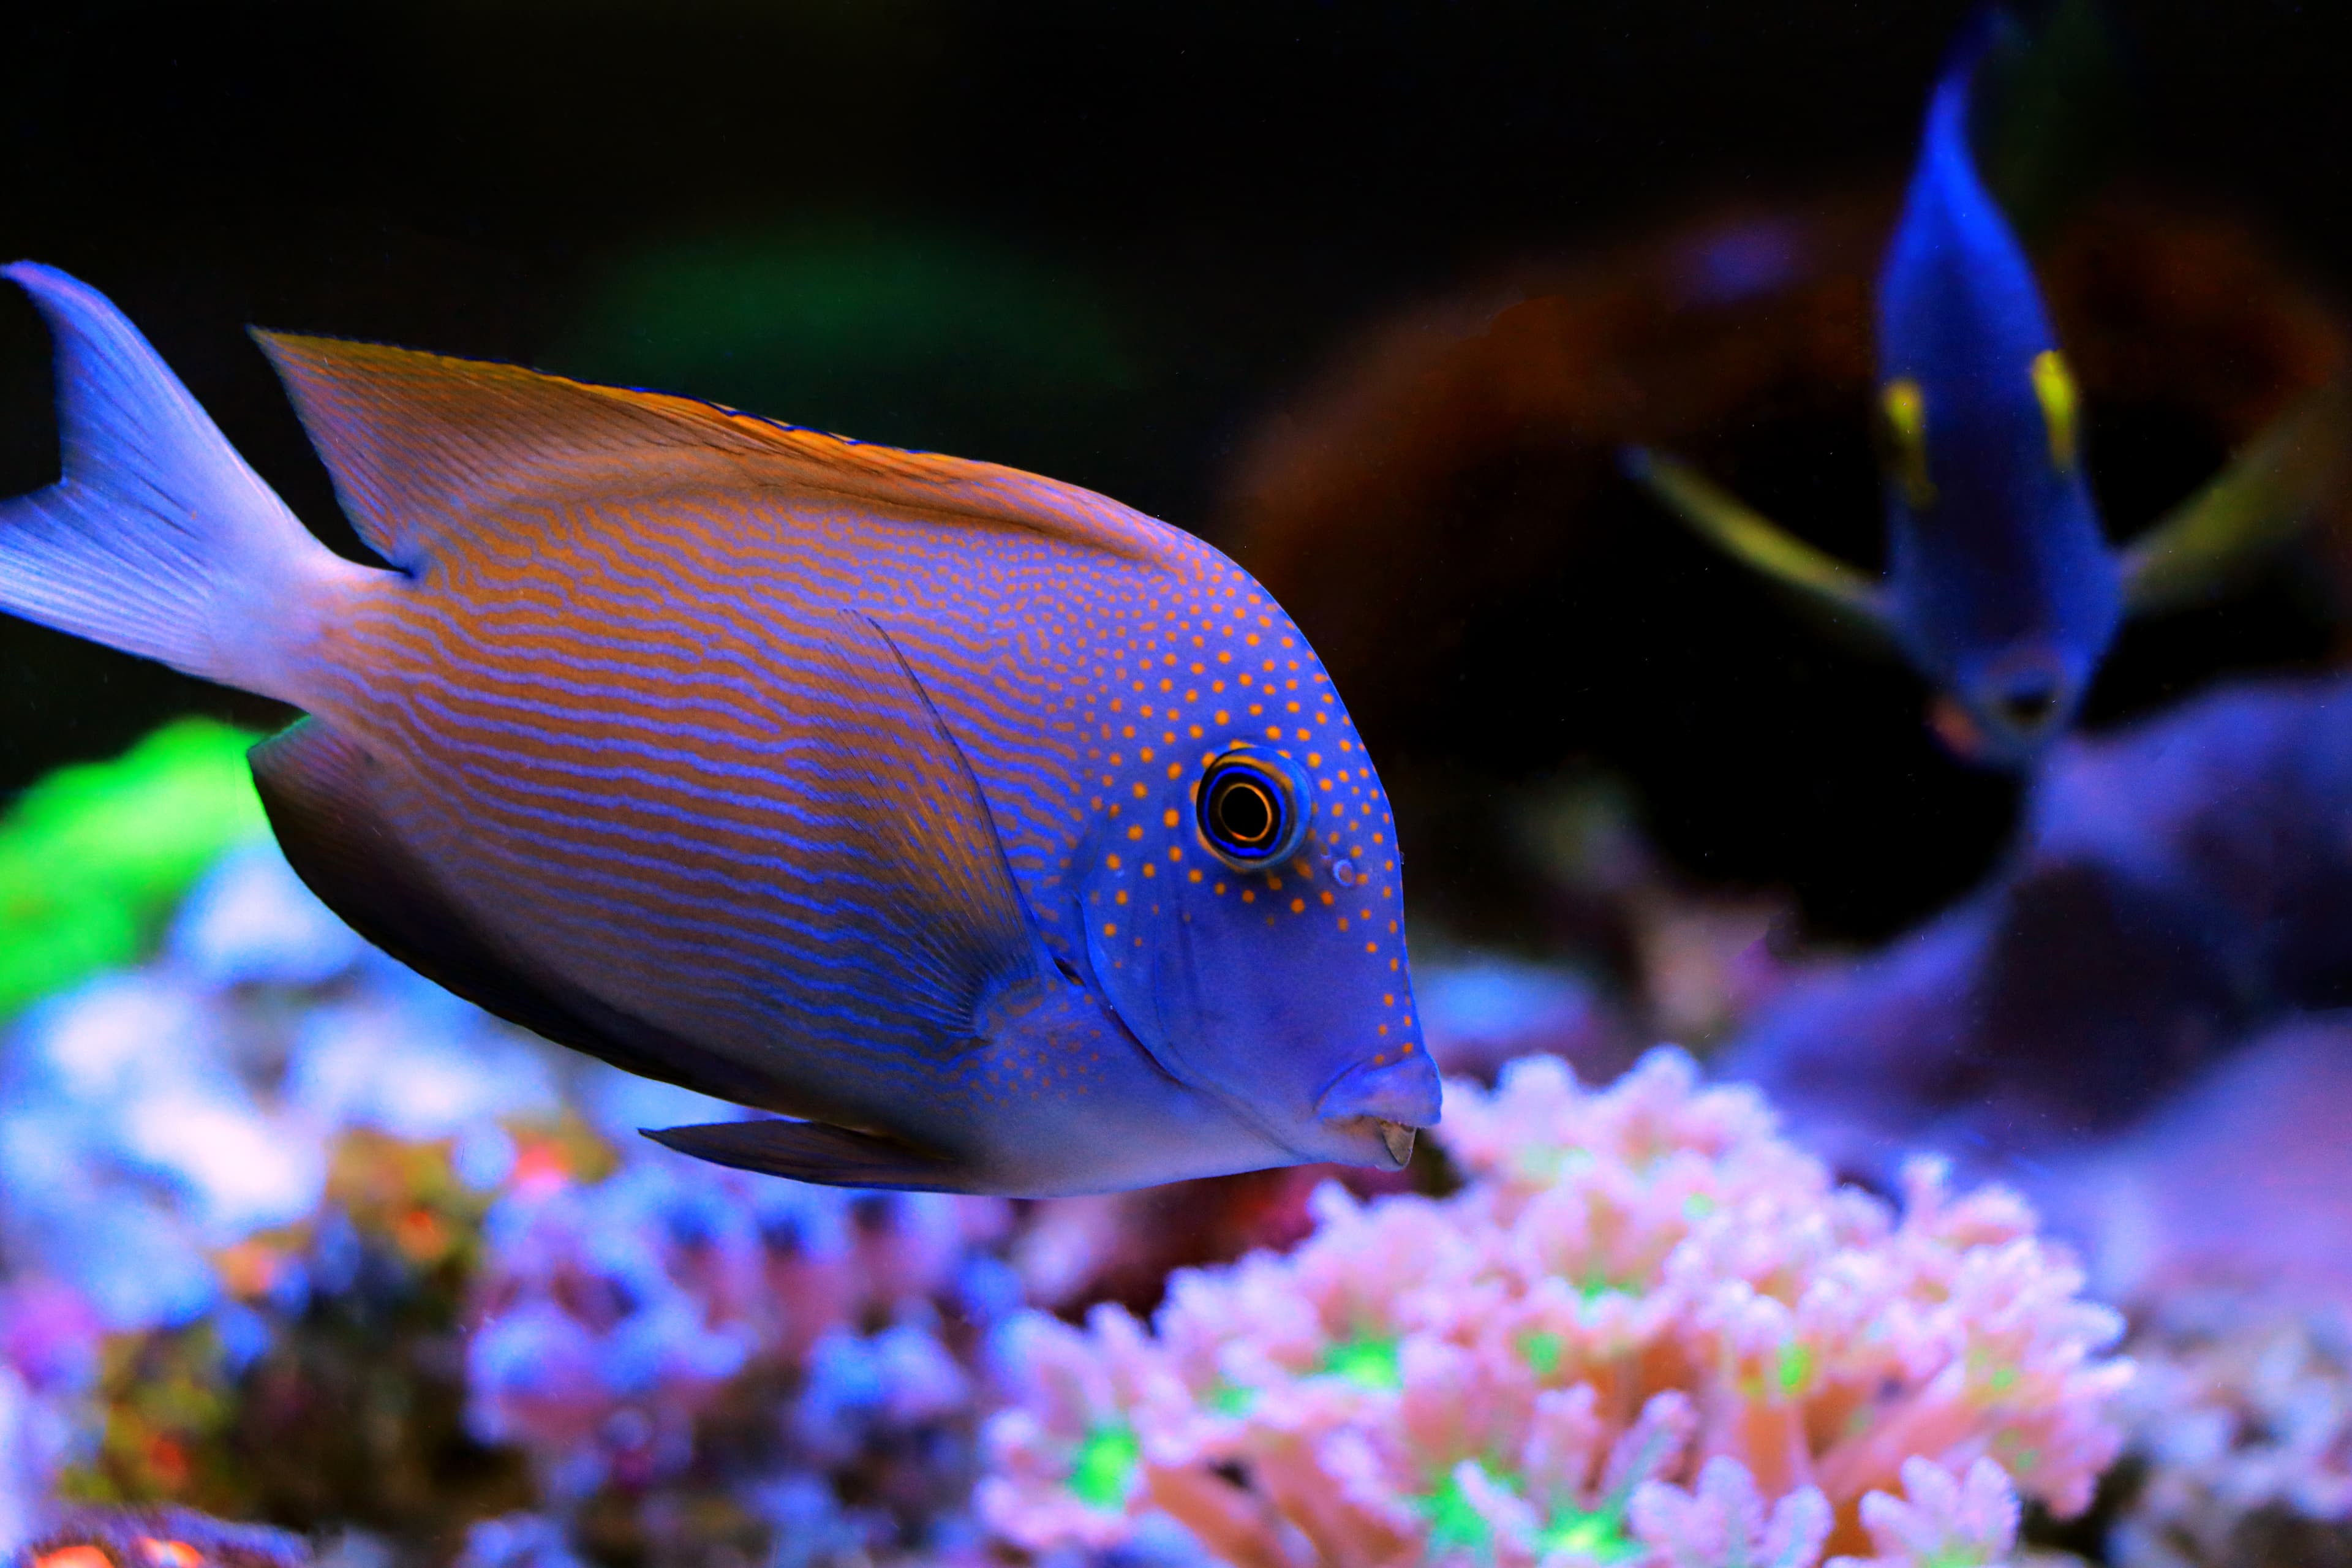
<box><xmin>2120</xmin><ymin>379</ymin><xmax>2352</xmax><ymax>615</ymax></box>
<box><xmin>1623</xmin><ymin>447</ymin><xmax>1897</xmax><ymax>639</ymax></box>
<box><xmin>250</xmin><ymin>718</ymin><xmax>820</xmax><ymax>1116</ymax></box>
<box><xmin>0</xmin><ymin>263</ymin><xmax>376</xmax><ymax>703</ymax></box>
<box><xmin>251</xmin><ymin>330</ymin><xmax>1173</xmax><ymax>571</ymax></box>
<box><xmin>644</xmin><ymin>1120</ymin><xmax>980</xmax><ymax>1193</ymax></box>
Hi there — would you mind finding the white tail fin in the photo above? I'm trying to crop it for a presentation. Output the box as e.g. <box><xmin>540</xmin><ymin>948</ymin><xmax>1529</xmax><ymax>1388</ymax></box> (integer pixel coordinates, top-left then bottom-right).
<box><xmin>0</xmin><ymin>262</ymin><xmax>378</xmax><ymax>706</ymax></box>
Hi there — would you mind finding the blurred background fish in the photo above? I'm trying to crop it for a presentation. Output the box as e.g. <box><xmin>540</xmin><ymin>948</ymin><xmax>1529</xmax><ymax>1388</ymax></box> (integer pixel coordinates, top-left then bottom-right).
<box><xmin>1627</xmin><ymin>12</ymin><xmax>2349</xmax><ymax>766</ymax></box>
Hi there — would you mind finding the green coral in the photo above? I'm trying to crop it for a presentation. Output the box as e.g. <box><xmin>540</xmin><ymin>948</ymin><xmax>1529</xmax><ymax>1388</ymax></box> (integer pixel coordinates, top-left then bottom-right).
<box><xmin>1069</xmin><ymin>1422</ymin><xmax>1142</xmax><ymax>1510</ymax></box>
<box><xmin>1420</xmin><ymin>1464</ymin><xmax>1498</xmax><ymax>1555</ymax></box>
<box><xmin>1320</xmin><ymin>1333</ymin><xmax>1403</xmax><ymax>1391</ymax></box>
<box><xmin>0</xmin><ymin>718</ymin><xmax>267</xmax><ymax>1017</ymax></box>
<box><xmin>1539</xmin><ymin>1502</ymin><xmax>1641</xmax><ymax>1564</ymax></box>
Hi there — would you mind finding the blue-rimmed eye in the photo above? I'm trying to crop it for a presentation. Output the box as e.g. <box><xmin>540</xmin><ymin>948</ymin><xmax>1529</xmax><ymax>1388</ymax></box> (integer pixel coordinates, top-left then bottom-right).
<box><xmin>1196</xmin><ymin>748</ymin><xmax>1312</xmax><ymax>872</ymax></box>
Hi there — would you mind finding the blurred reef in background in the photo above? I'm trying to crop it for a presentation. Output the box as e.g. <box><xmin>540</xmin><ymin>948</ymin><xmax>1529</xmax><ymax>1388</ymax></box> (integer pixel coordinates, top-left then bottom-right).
<box><xmin>9</xmin><ymin>672</ymin><xmax>2352</xmax><ymax>1566</ymax></box>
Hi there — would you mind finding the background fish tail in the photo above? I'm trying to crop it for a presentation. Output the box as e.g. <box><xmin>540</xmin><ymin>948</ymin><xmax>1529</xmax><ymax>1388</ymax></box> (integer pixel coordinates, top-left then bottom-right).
<box><xmin>0</xmin><ymin>263</ymin><xmax>380</xmax><ymax>706</ymax></box>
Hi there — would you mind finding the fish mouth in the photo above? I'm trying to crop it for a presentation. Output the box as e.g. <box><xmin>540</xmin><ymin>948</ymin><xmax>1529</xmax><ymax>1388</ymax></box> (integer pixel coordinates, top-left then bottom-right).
<box><xmin>1378</xmin><ymin>1120</ymin><xmax>1416</xmax><ymax>1167</ymax></box>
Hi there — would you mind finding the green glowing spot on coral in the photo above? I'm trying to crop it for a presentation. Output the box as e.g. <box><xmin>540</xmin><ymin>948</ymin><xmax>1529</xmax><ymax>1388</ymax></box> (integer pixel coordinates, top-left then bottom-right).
<box><xmin>1207</xmin><ymin>1381</ymin><xmax>1256</xmax><ymax>1416</ymax></box>
<box><xmin>1518</xmin><ymin>1330</ymin><xmax>1565</xmax><ymax>1376</ymax></box>
<box><xmin>1068</xmin><ymin>1422</ymin><xmax>1140</xmax><ymax>1509</ymax></box>
<box><xmin>1421</xmin><ymin>1467</ymin><xmax>1498</xmax><ymax>1554</ymax></box>
<box><xmin>1321</xmin><ymin>1334</ymin><xmax>1402</xmax><ymax>1390</ymax></box>
<box><xmin>1683</xmin><ymin>1193</ymin><xmax>1716</xmax><ymax>1219</ymax></box>
<box><xmin>1985</xmin><ymin>1363</ymin><xmax>2019</xmax><ymax>1395</ymax></box>
<box><xmin>1775</xmin><ymin>1342</ymin><xmax>1814</xmax><ymax>1396</ymax></box>
<box><xmin>1576</xmin><ymin>1273</ymin><xmax>1628</xmax><ymax>1307</ymax></box>
<box><xmin>0</xmin><ymin>719</ymin><xmax>267</xmax><ymax>1019</ymax></box>
<box><xmin>1540</xmin><ymin>1504</ymin><xmax>1640</xmax><ymax>1564</ymax></box>
<box><xmin>1514</xmin><ymin>1144</ymin><xmax>1593</xmax><ymax>1183</ymax></box>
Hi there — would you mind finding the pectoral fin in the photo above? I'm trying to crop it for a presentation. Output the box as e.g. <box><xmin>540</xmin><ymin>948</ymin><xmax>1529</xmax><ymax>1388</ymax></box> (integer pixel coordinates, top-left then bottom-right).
<box><xmin>2120</xmin><ymin>379</ymin><xmax>2352</xmax><ymax>616</ymax></box>
<box><xmin>1622</xmin><ymin>447</ymin><xmax>1896</xmax><ymax>642</ymax></box>
<box><xmin>813</xmin><ymin>611</ymin><xmax>1060</xmax><ymax>1051</ymax></box>
<box><xmin>644</xmin><ymin>1119</ymin><xmax>980</xmax><ymax>1193</ymax></box>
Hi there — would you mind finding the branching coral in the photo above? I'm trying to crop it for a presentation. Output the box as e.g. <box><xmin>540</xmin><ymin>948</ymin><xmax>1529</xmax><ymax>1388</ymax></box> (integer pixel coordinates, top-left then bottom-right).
<box><xmin>2107</xmin><ymin>1295</ymin><xmax>2352</xmax><ymax>1568</ymax></box>
<box><xmin>981</xmin><ymin>1050</ymin><xmax>2130</xmax><ymax>1567</ymax></box>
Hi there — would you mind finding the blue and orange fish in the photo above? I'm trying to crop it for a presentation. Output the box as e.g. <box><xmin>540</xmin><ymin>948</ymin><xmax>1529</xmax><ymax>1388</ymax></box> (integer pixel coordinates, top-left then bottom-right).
<box><xmin>0</xmin><ymin>263</ymin><xmax>1438</xmax><ymax>1195</ymax></box>
<box><xmin>1627</xmin><ymin>34</ymin><xmax>2346</xmax><ymax>765</ymax></box>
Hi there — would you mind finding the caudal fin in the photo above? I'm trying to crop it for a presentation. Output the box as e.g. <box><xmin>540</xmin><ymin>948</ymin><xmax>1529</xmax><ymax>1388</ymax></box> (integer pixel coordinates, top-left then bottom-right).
<box><xmin>0</xmin><ymin>262</ymin><xmax>372</xmax><ymax>705</ymax></box>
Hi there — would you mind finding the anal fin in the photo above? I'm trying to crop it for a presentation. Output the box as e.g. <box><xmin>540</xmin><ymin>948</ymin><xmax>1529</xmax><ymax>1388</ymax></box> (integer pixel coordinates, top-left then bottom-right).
<box><xmin>644</xmin><ymin>1120</ymin><xmax>978</xmax><ymax>1194</ymax></box>
<box><xmin>249</xmin><ymin>718</ymin><xmax>808</xmax><ymax>1117</ymax></box>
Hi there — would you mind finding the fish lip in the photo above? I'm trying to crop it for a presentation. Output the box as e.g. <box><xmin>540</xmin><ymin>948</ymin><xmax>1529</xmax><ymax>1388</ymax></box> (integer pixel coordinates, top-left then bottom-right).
<box><xmin>1378</xmin><ymin>1120</ymin><xmax>1415</xmax><ymax>1167</ymax></box>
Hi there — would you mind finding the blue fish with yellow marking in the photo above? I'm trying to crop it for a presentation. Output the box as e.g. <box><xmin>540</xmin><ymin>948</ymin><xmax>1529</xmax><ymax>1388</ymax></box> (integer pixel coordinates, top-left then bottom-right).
<box><xmin>0</xmin><ymin>263</ymin><xmax>1438</xmax><ymax>1194</ymax></box>
<box><xmin>1627</xmin><ymin>33</ymin><xmax>2346</xmax><ymax>765</ymax></box>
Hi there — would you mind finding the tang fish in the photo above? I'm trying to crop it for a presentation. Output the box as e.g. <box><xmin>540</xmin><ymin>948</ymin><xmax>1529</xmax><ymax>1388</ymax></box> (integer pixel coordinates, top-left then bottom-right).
<box><xmin>0</xmin><ymin>264</ymin><xmax>1439</xmax><ymax>1195</ymax></box>
<box><xmin>1627</xmin><ymin>36</ymin><xmax>2345</xmax><ymax>765</ymax></box>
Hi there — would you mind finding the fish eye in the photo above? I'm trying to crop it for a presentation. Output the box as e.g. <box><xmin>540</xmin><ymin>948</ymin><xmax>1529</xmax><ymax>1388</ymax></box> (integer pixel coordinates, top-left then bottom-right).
<box><xmin>1196</xmin><ymin>748</ymin><xmax>1313</xmax><ymax>872</ymax></box>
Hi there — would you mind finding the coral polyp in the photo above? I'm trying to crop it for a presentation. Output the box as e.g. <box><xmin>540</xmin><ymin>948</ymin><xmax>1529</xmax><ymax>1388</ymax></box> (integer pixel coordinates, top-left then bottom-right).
<box><xmin>980</xmin><ymin>1050</ymin><xmax>2132</xmax><ymax>1567</ymax></box>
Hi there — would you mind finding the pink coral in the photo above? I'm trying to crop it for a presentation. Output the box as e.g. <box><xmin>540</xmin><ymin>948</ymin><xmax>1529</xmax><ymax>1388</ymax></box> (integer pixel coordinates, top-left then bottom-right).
<box><xmin>979</xmin><ymin>1050</ymin><xmax>2130</xmax><ymax>1567</ymax></box>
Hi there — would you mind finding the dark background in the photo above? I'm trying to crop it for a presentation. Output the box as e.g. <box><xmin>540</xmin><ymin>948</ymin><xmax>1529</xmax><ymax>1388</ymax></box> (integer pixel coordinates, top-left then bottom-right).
<box><xmin>1</xmin><ymin>0</ymin><xmax>2343</xmax><ymax>935</ymax></box>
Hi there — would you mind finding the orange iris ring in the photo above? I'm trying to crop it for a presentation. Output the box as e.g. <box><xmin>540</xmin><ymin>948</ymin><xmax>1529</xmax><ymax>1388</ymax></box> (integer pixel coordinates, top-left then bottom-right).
<box><xmin>1195</xmin><ymin>748</ymin><xmax>1313</xmax><ymax>872</ymax></box>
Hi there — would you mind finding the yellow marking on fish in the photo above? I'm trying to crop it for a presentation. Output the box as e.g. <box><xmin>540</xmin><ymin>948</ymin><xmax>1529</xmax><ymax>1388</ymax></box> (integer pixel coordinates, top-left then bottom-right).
<box><xmin>1881</xmin><ymin>376</ymin><xmax>1936</xmax><ymax>507</ymax></box>
<box><xmin>2030</xmin><ymin>349</ymin><xmax>2080</xmax><ymax>472</ymax></box>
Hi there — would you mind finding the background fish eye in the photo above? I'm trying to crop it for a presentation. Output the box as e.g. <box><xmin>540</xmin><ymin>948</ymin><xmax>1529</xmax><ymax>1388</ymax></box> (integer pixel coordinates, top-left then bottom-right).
<box><xmin>1195</xmin><ymin>750</ymin><xmax>1313</xmax><ymax>871</ymax></box>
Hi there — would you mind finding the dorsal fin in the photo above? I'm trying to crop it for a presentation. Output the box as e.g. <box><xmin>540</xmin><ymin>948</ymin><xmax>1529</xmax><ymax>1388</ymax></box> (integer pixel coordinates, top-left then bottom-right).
<box><xmin>251</xmin><ymin>330</ymin><xmax>1173</xmax><ymax>573</ymax></box>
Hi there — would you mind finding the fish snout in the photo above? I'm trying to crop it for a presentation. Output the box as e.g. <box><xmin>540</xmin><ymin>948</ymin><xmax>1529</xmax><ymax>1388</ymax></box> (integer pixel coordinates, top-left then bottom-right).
<box><xmin>1992</xmin><ymin>671</ymin><xmax>2065</xmax><ymax>734</ymax></box>
<box><xmin>1316</xmin><ymin>1050</ymin><xmax>1442</xmax><ymax>1169</ymax></box>
<box><xmin>1959</xmin><ymin>646</ymin><xmax>2085</xmax><ymax>759</ymax></box>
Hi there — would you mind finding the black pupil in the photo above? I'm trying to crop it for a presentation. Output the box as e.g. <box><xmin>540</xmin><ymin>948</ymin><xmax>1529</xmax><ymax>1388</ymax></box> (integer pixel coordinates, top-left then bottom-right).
<box><xmin>1212</xmin><ymin>774</ymin><xmax>1278</xmax><ymax>848</ymax></box>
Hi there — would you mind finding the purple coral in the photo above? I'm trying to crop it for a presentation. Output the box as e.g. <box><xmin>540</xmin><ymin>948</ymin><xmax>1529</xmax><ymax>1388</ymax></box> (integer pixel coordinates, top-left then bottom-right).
<box><xmin>979</xmin><ymin>1050</ymin><xmax>2130</xmax><ymax>1567</ymax></box>
<box><xmin>465</xmin><ymin>1142</ymin><xmax>1009</xmax><ymax>1521</ymax></box>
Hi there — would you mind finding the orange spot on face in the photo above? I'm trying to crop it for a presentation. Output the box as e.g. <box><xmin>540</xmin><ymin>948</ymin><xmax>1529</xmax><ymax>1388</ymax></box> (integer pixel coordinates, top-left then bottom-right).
<box><xmin>1104</xmin><ymin>922</ymin><xmax>1118</xmax><ymax>937</ymax></box>
<box><xmin>1106</xmin><ymin>853</ymin><xmax>1121</xmax><ymax>869</ymax></box>
<box><xmin>1163</xmin><ymin>808</ymin><xmax>1180</xmax><ymax>827</ymax></box>
<box><xmin>1242</xmin><ymin>889</ymin><xmax>1255</xmax><ymax>903</ymax></box>
<box><xmin>1188</xmin><ymin>868</ymin><xmax>1202</xmax><ymax>881</ymax></box>
<box><xmin>1365</xmin><ymin>941</ymin><xmax>1378</xmax><ymax>954</ymax></box>
<box><xmin>1132</xmin><ymin>782</ymin><xmax>1147</xmax><ymax>797</ymax></box>
<box><xmin>1115</xmin><ymin>890</ymin><xmax>1128</xmax><ymax>905</ymax></box>
<box><xmin>38</xmin><ymin>1550</ymin><xmax>114</xmax><ymax>1568</ymax></box>
<box><xmin>1290</xmin><ymin>897</ymin><xmax>1305</xmax><ymax>913</ymax></box>
<box><xmin>1321</xmin><ymin>890</ymin><xmax>1335</xmax><ymax>905</ymax></box>
<box><xmin>1401</xmin><ymin>1041</ymin><xmax>1415</xmax><ymax>1055</ymax></box>
<box><xmin>1128</xmin><ymin>824</ymin><xmax>1144</xmax><ymax>840</ymax></box>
